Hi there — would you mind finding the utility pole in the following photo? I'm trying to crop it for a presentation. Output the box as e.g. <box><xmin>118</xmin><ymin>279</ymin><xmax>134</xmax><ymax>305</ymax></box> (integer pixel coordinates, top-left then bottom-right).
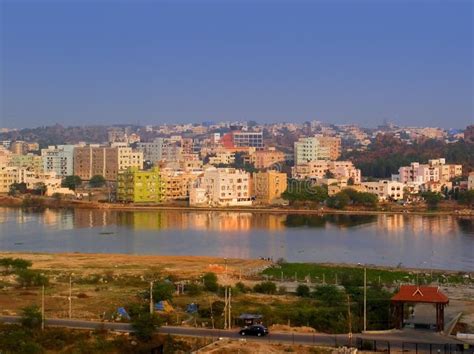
<box><xmin>224</xmin><ymin>287</ymin><xmax>228</xmax><ymax>329</ymax></box>
<box><xmin>347</xmin><ymin>294</ymin><xmax>352</xmax><ymax>346</ymax></box>
<box><xmin>364</xmin><ymin>267</ymin><xmax>367</xmax><ymax>332</ymax></box>
<box><xmin>149</xmin><ymin>281</ymin><xmax>154</xmax><ymax>315</ymax></box>
<box><xmin>68</xmin><ymin>275</ymin><xmax>72</xmax><ymax>319</ymax></box>
<box><xmin>41</xmin><ymin>285</ymin><xmax>45</xmax><ymax>331</ymax></box>
<box><xmin>228</xmin><ymin>287</ymin><xmax>232</xmax><ymax>329</ymax></box>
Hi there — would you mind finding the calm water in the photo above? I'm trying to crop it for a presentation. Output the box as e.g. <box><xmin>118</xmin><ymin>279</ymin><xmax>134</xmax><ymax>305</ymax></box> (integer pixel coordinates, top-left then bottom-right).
<box><xmin>0</xmin><ymin>207</ymin><xmax>473</xmax><ymax>271</ymax></box>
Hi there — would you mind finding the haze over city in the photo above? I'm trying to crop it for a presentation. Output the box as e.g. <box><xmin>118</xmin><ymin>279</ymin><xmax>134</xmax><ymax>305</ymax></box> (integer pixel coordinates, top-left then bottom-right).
<box><xmin>1</xmin><ymin>1</ymin><xmax>472</xmax><ymax>129</ymax></box>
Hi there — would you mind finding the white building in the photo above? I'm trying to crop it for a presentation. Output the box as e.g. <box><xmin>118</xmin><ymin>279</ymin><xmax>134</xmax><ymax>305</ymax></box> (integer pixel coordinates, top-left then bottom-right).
<box><xmin>189</xmin><ymin>167</ymin><xmax>252</xmax><ymax>207</ymax></box>
<box><xmin>362</xmin><ymin>180</ymin><xmax>405</xmax><ymax>201</ymax></box>
<box><xmin>393</xmin><ymin>158</ymin><xmax>462</xmax><ymax>184</ymax></box>
<box><xmin>294</xmin><ymin>135</ymin><xmax>341</xmax><ymax>164</ymax></box>
<box><xmin>41</xmin><ymin>145</ymin><xmax>75</xmax><ymax>176</ymax></box>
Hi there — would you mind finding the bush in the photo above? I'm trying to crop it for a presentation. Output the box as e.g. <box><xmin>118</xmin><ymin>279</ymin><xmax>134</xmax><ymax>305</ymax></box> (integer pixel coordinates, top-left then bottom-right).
<box><xmin>234</xmin><ymin>282</ymin><xmax>249</xmax><ymax>294</ymax></box>
<box><xmin>313</xmin><ymin>285</ymin><xmax>345</xmax><ymax>307</ymax></box>
<box><xmin>0</xmin><ymin>257</ymin><xmax>32</xmax><ymax>273</ymax></box>
<box><xmin>62</xmin><ymin>175</ymin><xmax>82</xmax><ymax>190</ymax></box>
<box><xmin>202</xmin><ymin>272</ymin><xmax>218</xmax><ymax>292</ymax></box>
<box><xmin>89</xmin><ymin>175</ymin><xmax>106</xmax><ymax>188</ymax></box>
<box><xmin>131</xmin><ymin>313</ymin><xmax>162</xmax><ymax>341</ymax></box>
<box><xmin>16</xmin><ymin>269</ymin><xmax>49</xmax><ymax>287</ymax></box>
<box><xmin>152</xmin><ymin>281</ymin><xmax>174</xmax><ymax>302</ymax></box>
<box><xmin>20</xmin><ymin>305</ymin><xmax>42</xmax><ymax>330</ymax></box>
<box><xmin>296</xmin><ymin>284</ymin><xmax>311</xmax><ymax>297</ymax></box>
<box><xmin>254</xmin><ymin>281</ymin><xmax>277</xmax><ymax>294</ymax></box>
<box><xmin>185</xmin><ymin>283</ymin><xmax>202</xmax><ymax>296</ymax></box>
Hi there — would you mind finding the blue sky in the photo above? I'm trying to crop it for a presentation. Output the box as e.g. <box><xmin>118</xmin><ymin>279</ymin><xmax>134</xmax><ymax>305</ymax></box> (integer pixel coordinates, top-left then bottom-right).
<box><xmin>1</xmin><ymin>0</ymin><xmax>472</xmax><ymax>129</ymax></box>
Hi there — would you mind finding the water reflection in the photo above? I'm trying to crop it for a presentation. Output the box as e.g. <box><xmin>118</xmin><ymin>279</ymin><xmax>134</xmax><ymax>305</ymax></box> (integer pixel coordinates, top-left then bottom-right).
<box><xmin>0</xmin><ymin>207</ymin><xmax>472</xmax><ymax>271</ymax></box>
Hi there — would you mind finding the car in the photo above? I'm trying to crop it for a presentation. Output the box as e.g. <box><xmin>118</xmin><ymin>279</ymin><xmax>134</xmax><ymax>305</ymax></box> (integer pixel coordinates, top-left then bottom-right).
<box><xmin>239</xmin><ymin>324</ymin><xmax>269</xmax><ymax>337</ymax></box>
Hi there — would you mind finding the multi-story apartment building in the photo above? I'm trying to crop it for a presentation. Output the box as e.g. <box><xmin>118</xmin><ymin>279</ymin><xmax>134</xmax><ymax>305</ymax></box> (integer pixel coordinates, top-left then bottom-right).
<box><xmin>9</xmin><ymin>154</ymin><xmax>44</xmax><ymax>174</ymax></box>
<box><xmin>137</xmin><ymin>138</ymin><xmax>165</xmax><ymax>163</ymax></box>
<box><xmin>393</xmin><ymin>158</ymin><xmax>462</xmax><ymax>184</ymax></box>
<box><xmin>116</xmin><ymin>167</ymin><xmax>163</xmax><ymax>203</ymax></box>
<box><xmin>254</xmin><ymin>171</ymin><xmax>287</xmax><ymax>204</ymax></box>
<box><xmin>111</xmin><ymin>143</ymin><xmax>144</xmax><ymax>171</ymax></box>
<box><xmin>222</xmin><ymin>131</ymin><xmax>264</xmax><ymax>150</ymax></box>
<box><xmin>74</xmin><ymin>145</ymin><xmax>119</xmax><ymax>181</ymax></box>
<box><xmin>250</xmin><ymin>148</ymin><xmax>286</xmax><ymax>169</ymax></box>
<box><xmin>160</xmin><ymin>169</ymin><xmax>201</xmax><ymax>201</ymax></box>
<box><xmin>208</xmin><ymin>151</ymin><xmax>235</xmax><ymax>166</ymax></box>
<box><xmin>10</xmin><ymin>141</ymin><xmax>39</xmax><ymax>155</ymax></box>
<box><xmin>0</xmin><ymin>166</ymin><xmax>19</xmax><ymax>193</ymax></box>
<box><xmin>362</xmin><ymin>180</ymin><xmax>405</xmax><ymax>201</ymax></box>
<box><xmin>190</xmin><ymin>167</ymin><xmax>252</xmax><ymax>206</ymax></box>
<box><xmin>292</xmin><ymin>160</ymin><xmax>361</xmax><ymax>184</ymax></box>
<box><xmin>41</xmin><ymin>145</ymin><xmax>75</xmax><ymax>176</ymax></box>
<box><xmin>294</xmin><ymin>135</ymin><xmax>341</xmax><ymax>164</ymax></box>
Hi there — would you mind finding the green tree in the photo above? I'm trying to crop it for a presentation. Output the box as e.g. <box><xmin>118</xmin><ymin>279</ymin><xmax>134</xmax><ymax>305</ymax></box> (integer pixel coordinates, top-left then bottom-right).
<box><xmin>152</xmin><ymin>281</ymin><xmax>174</xmax><ymax>302</ymax></box>
<box><xmin>458</xmin><ymin>190</ymin><xmax>474</xmax><ymax>207</ymax></box>
<box><xmin>313</xmin><ymin>285</ymin><xmax>345</xmax><ymax>307</ymax></box>
<box><xmin>8</xmin><ymin>182</ymin><xmax>27</xmax><ymax>196</ymax></box>
<box><xmin>16</xmin><ymin>269</ymin><xmax>49</xmax><ymax>287</ymax></box>
<box><xmin>20</xmin><ymin>305</ymin><xmax>42</xmax><ymax>330</ymax></box>
<box><xmin>202</xmin><ymin>272</ymin><xmax>219</xmax><ymax>292</ymax></box>
<box><xmin>326</xmin><ymin>191</ymin><xmax>350</xmax><ymax>209</ymax></box>
<box><xmin>421</xmin><ymin>191</ymin><xmax>443</xmax><ymax>210</ymax></box>
<box><xmin>89</xmin><ymin>175</ymin><xmax>106</xmax><ymax>188</ymax></box>
<box><xmin>131</xmin><ymin>312</ymin><xmax>162</xmax><ymax>341</ymax></box>
<box><xmin>0</xmin><ymin>257</ymin><xmax>32</xmax><ymax>273</ymax></box>
<box><xmin>185</xmin><ymin>283</ymin><xmax>202</xmax><ymax>296</ymax></box>
<box><xmin>296</xmin><ymin>284</ymin><xmax>311</xmax><ymax>297</ymax></box>
<box><xmin>62</xmin><ymin>175</ymin><xmax>82</xmax><ymax>190</ymax></box>
<box><xmin>253</xmin><ymin>281</ymin><xmax>277</xmax><ymax>294</ymax></box>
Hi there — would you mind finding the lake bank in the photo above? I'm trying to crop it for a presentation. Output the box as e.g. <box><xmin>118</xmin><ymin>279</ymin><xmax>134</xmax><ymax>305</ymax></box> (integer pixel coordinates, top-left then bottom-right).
<box><xmin>1</xmin><ymin>194</ymin><xmax>472</xmax><ymax>217</ymax></box>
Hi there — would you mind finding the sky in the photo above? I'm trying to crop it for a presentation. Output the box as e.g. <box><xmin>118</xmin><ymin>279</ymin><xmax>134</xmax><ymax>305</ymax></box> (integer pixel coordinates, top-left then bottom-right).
<box><xmin>0</xmin><ymin>0</ymin><xmax>472</xmax><ymax>129</ymax></box>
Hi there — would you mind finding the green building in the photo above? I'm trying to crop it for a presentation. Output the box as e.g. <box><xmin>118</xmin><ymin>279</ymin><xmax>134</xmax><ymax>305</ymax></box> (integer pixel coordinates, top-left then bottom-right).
<box><xmin>116</xmin><ymin>167</ymin><xmax>163</xmax><ymax>203</ymax></box>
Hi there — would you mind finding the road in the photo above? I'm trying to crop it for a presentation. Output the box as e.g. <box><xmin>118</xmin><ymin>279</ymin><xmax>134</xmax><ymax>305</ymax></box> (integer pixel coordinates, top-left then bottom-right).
<box><xmin>1</xmin><ymin>316</ymin><xmax>471</xmax><ymax>352</ymax></box>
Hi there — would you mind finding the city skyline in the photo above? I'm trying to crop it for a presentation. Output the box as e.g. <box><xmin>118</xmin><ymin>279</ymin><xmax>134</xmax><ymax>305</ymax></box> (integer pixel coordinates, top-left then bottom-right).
<box><xmin>1</xmin><ymin>1</ymin><xmax>472</xmax><ymax>129</ymax></box>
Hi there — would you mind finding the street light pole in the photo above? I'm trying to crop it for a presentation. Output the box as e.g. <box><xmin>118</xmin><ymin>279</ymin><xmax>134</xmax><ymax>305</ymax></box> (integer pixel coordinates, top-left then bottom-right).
<box><xmin>69</xmin><ymin>275</ymin><xmax>72</xmax><ymax>319</ymax></box>
<box><xmin>149</xmin><ymin>281</ymin><xmax>154</xmax><ymax>315</ymax></box>
<box><xmin>364</xmin><ymin>267</ymin><xmax>367</xmax><ymax>332</ymax></box>
<box><xmin>41</xmin><ymin>285</ymin><xmax>45</xmax><ymax>331</ymax></box>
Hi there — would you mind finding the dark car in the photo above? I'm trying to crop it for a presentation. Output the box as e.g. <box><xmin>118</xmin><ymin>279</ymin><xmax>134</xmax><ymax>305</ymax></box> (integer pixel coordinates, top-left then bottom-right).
<box><xmin>239</xmin><ymin>324</ymin><xmax>269</xmax><ymax>337</ymax></box>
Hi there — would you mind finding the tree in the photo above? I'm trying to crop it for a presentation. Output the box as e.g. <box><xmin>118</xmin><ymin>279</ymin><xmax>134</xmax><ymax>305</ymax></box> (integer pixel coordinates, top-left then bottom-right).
<box><xmin>202</xmin><ymin>272</ymin><xmax>219</xmax><ymax>292</ymax></box>
<box><xmin>347</xmin><ymin>177</ymin><xmax>355</xmax><ymax>186</ymax></box>
<box><xmin>20</xmin><ymin>305</ymin><xmax>42</xmax><ymax>330</ymax></box>
<box><xmin>89</xmin><ymin>175</ymin><xmax>106</xmax><ymax>188</ymax></box>
<box><xmin>325</xmin><ymin>170</ymin><xmax>335</xmax><ymax>178</ymax></box>
<box><xmin>8</xmin><ymin>183</ymin><xmax>27</xmax><ymax>196</ymax></box>
<box><xmin>296</xmin><ymin>284</ymin><xmax>311</xmax><ymax>297</ymax></box>
<box><xmin>326</xmin><ymin>192</ymin><xmax>350</xmax><ymax>210</ymax></box>
<box><xmin>458</xmin><ymin>190</ymin><xmax>474</xmax><ymax>207</ymax></box>
<box><xmin>253</xmin><ymin>281</ymin><xmax>277</xmax><ymax>294</ymax></box>
<box><xmin>421</xmin><ymin>191</ymin><xmax>443</xmax><ymax>210</ymax></box>
<box><xmin>313</xmin><ymin>285</ymin><xmax>345</xmax><ymax>307</ymax></box>
<box><xmin>152</xmin><ymin>281</ymin><xmax>174</xmax><ymax>302</ymax></box>
<box><xmin>62</xmin><ymin>175</ymin><xmax>82</xmax><ymax>190</ymax></box>
<box><xmin>16</xmin><ymin>269</ymin><xmax>49</xmax><ymax>287</ymax></box>
<box><xmin>131</xmin><ymin>313</ymin><xmax>162</xmax><ymax>341</ymax></box>
<box><xmin>34</xmin><ymin>182</ymin><xmax>47</xmax><ymax>196</ymax></box>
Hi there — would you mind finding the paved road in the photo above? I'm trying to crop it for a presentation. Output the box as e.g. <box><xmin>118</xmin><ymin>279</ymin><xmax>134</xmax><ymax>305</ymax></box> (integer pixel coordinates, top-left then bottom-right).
<box><xmin>1</xmin><ymin>316</ymin><xmax>471</xmax><ymax>352</ymax></box>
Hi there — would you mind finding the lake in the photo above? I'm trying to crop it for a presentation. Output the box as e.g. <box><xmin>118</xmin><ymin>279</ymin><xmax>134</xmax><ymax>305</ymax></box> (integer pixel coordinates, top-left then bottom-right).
<box><xmin>0</xmin><ymin>207</ymin><xmax>472</xmax><ymax>271</ymax></box>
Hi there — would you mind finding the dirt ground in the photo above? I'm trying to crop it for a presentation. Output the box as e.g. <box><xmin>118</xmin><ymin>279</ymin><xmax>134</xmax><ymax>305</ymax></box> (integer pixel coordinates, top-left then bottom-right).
<box><xmin>196</xmin><ymin>339</ymin><xmax>334</xmax><ymax>353</ymax></box>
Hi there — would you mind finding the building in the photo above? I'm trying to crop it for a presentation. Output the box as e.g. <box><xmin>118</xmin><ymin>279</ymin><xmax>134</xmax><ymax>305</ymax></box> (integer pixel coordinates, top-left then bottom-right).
<box><xmin>112</xmin><ymin>143</ymin><xmax>144</xmax><ymax>171</ymax></box>
<box><xmin>393</xmin><ymin>158</ymin><xmax>462</xmax><ymax>184</ymax></box>
<box><xmin>250</xmin><ymin>148</ymin><xmax>286</xmax><ymax>169</ymax></box>
<box><xmin>116</xmin><ymin>167</ymin><xmax>163</xmax><ymax>203</ymax></box>
<box><xmin>9</xmin><ymin>154</ymin><xmax>44</xmax><ymax>174</ymax></box>
<box><xmin>362</xmin><ymin>180</ymin><xmax>405</xmax><ymax>201</ymax></box>
<box><xmin>0</xmin><ymin>166</ymin><xmax>19</xmax><ymax>193</ymax></box>
<box><xmin>294</xmin><ymin>135</ymin><xmax>341</xmax><ymax>164</ymax></box>
<box><xmin>41</xmin><ymin>145</ymin><xmax>75</xmax><ymax>176</ymax></box>
<box><xmin>292</xmin><ymin>160</ymin><xmax>361</xmax><ymax>184</ymax></box>
<box><xmin>73</xmin><ymin>145</ymin><xmax>119</xmax><ymax>181</ymax></box>
<box><xmin>208</xmin><ymin>151</ymin><xmax>235</xmax><ymax>166</ymax></box>
<box><xmin>137</xmin><ymin>138</ymin><xmax>165</xmax><ymax>163</ymax></box>
<box><xmin>222</xmin><ymin>131</ymin><xmax>264</xmax><ymax>150</ymax></box>
<box><xmin>254</xmin><ymin>171</ymin><xmax>287</xmax><ymax>204</ymax></box>
<box><xmin>160</xmin><ymin>169</ymin><xmax>201</xmax><ymax>201</ymax></box>
<box><xmin>190</xmin><ymin>167</ymin><xmax>252</xmax><ymax>206</ymax></box>
<box><xmin>10</xmin><ymin>141</ymin><xmax>39</xmax><ymax>155</ymax></box>
<box><xmin>464</xmin><ymin>125</ymin><xmax>474</xmax><ymax>144</ymax></box>
<box><xmin>469</xmin><ymin>172</ymin><xmax>474</xmax><ymax>191</ymax></box>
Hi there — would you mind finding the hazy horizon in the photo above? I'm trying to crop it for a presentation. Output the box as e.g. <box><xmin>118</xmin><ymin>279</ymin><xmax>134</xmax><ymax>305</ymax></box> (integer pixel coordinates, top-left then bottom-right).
<box><xmin>1</xmin><ymin>1</ymin><xmax>473</xmax><ymax>129</ymax></box>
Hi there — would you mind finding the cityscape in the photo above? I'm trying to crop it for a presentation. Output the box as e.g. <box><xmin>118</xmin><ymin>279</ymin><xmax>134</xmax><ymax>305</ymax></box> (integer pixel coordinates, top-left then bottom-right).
<box><xmin>0</xmin><ymin>0</ymin><xmax>473</xmax><ymax>353</ymax></box>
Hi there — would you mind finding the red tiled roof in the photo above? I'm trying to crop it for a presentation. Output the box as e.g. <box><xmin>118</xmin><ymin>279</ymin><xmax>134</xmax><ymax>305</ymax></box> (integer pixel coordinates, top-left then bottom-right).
<box><xmin>391</xmin><ymin>285</ymin><xmax>449</xmax><ymax>304</ymax></box>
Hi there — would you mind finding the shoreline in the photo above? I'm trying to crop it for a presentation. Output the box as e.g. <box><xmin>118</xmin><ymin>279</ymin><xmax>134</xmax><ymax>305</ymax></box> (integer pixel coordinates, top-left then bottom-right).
<box><xmin>1</xmin><ymin>195</ymin><xmax>473</xmax><ymax>217</ymax></box>
<box><xmin>0</xmin><ymin>251</ymin><xmax>471</xmax><ymax>275</ymax></box>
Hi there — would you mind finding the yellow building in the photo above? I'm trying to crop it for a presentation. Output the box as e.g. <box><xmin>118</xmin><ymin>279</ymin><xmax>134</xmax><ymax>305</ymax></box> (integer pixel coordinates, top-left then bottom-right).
<box><xmin>116</xmin><ymin>167</ymin><xmax>163</xmax><ymax>203</ymax></box>
<box><xmin>254</xmin><ymin>171</ymin><xmax>288</xmax><ymax>204</ymax></box>
<box><xmin>250</xmin><ymin>147</ymin><xmax>285</xmax><ymax>169</ymax></box>
<box><xmin>160</xmin><ymin>169</ymin><xmax>200</xmax><ymax>201</ymax></box>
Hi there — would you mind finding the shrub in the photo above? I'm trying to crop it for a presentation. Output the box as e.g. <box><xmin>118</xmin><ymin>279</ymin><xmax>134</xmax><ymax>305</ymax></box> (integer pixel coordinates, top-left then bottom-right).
<box><xmin>131</xmin><ymin>313</ymin><xmax>162</xmax><ymax>341</ymax></box>
<box><xmin>152</xmin><ymin>281</ymin><xmax>174</xmax><ymax>302</ymax></box>
<box><xmin>202</xmin><ymin>272</ymin><xmax>218</xmax><ymax>292</ymax></box>
<box><xmin>0</xmin><ymin>257</ymin><xmax>32</xmax><ymax>273</ymax></box>
<box><xmin>313</xmin><ymin>285</ymin><xmax>345</xmax><ymax>307</ymax></box>
<box><xmin>296</xmin><ymin>284</ymin><xmax>311</xmax><ymax>297</ymax></box>
<box><xmin>89</xmin><ymin>175</ymin><xmax>106</xmax><ymax>188</ymax></box>
<box><xmin>16</xmin><ymin>269</ymin><xmax>49</xmax><ymax>287</ymax></box>
<box><xmin>253</xmin><ymin>281</ymin><xmax>277</xmax><ymax>294</ymax></box>
<box><xmin>20</xmin><ymin>305</ymin><xmax>42</xmax><ymax>330</ymax></box>
<box><xmin>185</xmin><ymin>283</ymin><xmax>202</xmax><ymax>296</ymax></box>
<box><xmin>234</xmin><ymin>282</ymin><xmax>249</xmax><ymax>294</ymax></box>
